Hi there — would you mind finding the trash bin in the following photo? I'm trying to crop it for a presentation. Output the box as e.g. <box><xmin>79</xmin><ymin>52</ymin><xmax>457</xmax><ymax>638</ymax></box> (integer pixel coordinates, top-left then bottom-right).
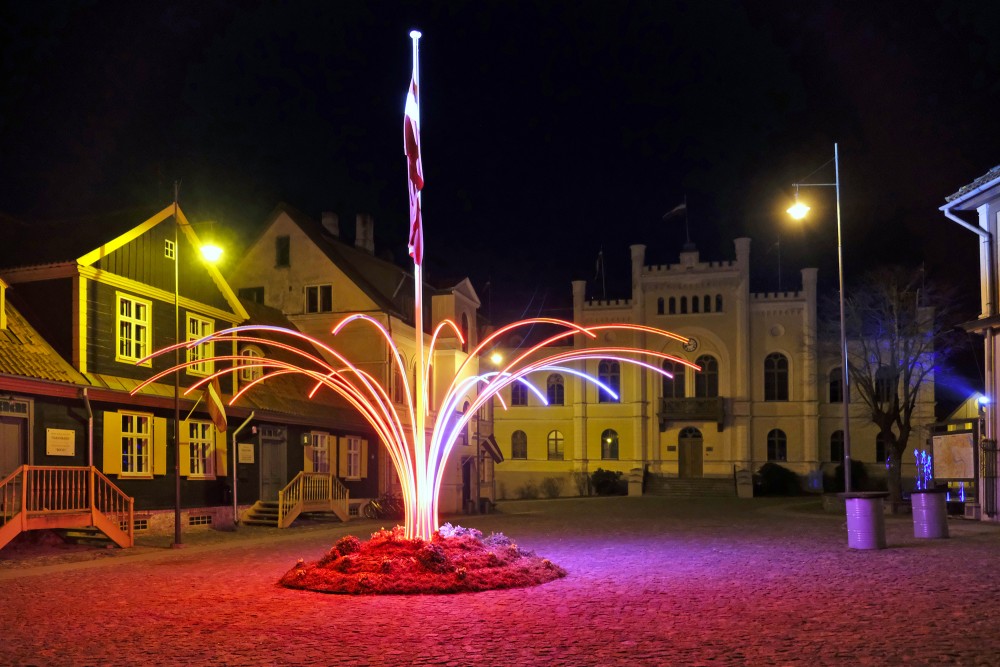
<box><xmin>843</xmin><ymin>492</ymin><xmax>889</xmax><ymax>549</ymax></box>
<box><xmin>911</xmin><ymin>489</ymin><xmax>949</xmax><ymax>539</ymax></box>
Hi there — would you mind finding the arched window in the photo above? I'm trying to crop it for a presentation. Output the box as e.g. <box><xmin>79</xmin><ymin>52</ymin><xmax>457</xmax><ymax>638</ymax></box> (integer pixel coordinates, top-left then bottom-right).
<box><xmin>547</xmin><ymin>430</ymin><xmax>565</xmax><ymax>460</ymax></box>
<box><xmin>703</xmin><ymin>295</ymin><xmax>711</xmax><ymax>312</ymax></box>
<box><xmin>511</xmin><ymin>430</ymin><xmax>527</xmax><ymax>459</ymax></box>
<box><xmin>680</xmin><ymin>296</ymin><xmax>688</xmax><ymax>314</ymax></box>
<box><xmin>692</xmin><ymin>297</ymin><xmax>699</xmax><ymax>313</ymax></box>
<box><xmin>511</xmin><ymin>381</ymin><xmax>528</xmax><ymax>406</ymax></box>
<box><xmin>547</xmin><ymin>374</ymin><xmax>564</xmax><ymax>405</ymax></box>
<box><xmin>598</xmin><ymin>360</ymin><xmax>620</xmax><ymax>403</ymax></box>
<box><xmin>715</xmin><ymin>295</ymin><xmax>723</xmax><ymax>312</ymax></box>
<box><xmin>601</xmin><ymin>429</ymin><xmax>619</xmax><ymax>460</ymax></box>
<box><xmin>657</xmin><ymin>297</ymin><xmax>664</xmax><ymax>315</ymax></box>
<box><xmin>695</xmin><ymin>354</ymin><xmax>719</xmax><ymax>398</ymax></box>
<box><xmin>239</xmin><ymin>346</ymin><xmax>264</xmax><ymax>382</ymax></box>
<box><xmin>764</xmin><ymin>353</ymin><xmax>789</xmax><ymax>401</ymax></box>
<box><xmin>830</xmin><ymin>430</ymin><xmax>844</xmax><ymax>463</ymax></box>
<box><xmin>679</xmin><ymin>426</ymin><xmax>702</xmax><ymax>439</ymax></box>
<box><xmin>829</xmin><ymin>367</ymin><xmax>843</xmax><ymax>403</ymax></box>
<box><xmin>460</xmin><ymin>313</ymin><xmax>470</xmax><ymax>353</ymax></box>
<box><xmin>876</xmin><ymin>366</ymin><xmax>895</xmax><ymax>403</ymax></box>
<box><xmin>662</xmin><ymin>360</ymin><xmax>685</xmax><ymax>398</ymax></box>
<box><xmin>767</xmin><ymin>429</ymin><xmax>787</xmax><ymax>461</ymax></box>
<box><xmin>669</xmin><ymin>297</ymin><xmax>676</xmax><ymax>314</ymax></box>
<box><xmin>876</xmin><ymin>432</ymin><xmax>890</xmax><ymax>463</ymax></box>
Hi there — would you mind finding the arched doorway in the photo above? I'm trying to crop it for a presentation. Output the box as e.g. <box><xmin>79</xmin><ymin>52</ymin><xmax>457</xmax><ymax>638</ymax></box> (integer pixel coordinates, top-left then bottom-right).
<box><xmin>678</xmin><ymin>426</ymin><xmax>703</xmax><ymax>478</ymax></box>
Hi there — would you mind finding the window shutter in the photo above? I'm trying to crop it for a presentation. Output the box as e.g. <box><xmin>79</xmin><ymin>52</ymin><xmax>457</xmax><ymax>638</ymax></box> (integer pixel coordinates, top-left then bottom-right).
<box><xmin>153</xmin><ymin>417</ymin><xmax>167</xmax><ymax>475</ymax></box>
<box><xmin>215</xmin><ymin>430</ymin><xmax>228</xmax><ymax>477</ymax></box>
<box><xmin>338</xmin><ymin>437</ymin><xmax>348</xmax><ymax>477</ymax></box>
<box><xmin>303</xmin><ymin>436</ymin><xmax>314</xmax><ymax>473</ymax></box>
<box><xmin>101</xmin><ymin>412</ymin><xmax>121</xmax><ymax>476</ymax></box>
<box><xmin>360</xmin><ymin>439</ymin><xmax>369</xmax><ymax>478</ymax></box>
<box><xmin>179</xmin><ymin>420</ymin><xmax>191</xmax><ymax>477</ymax></box>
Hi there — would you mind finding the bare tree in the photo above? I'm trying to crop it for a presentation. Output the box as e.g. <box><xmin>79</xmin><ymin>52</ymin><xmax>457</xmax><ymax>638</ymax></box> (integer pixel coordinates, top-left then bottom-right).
<box><xmin>827</xmin><ymin>266</ymin><xmax>964</xmax><ymax>504</ymax></box>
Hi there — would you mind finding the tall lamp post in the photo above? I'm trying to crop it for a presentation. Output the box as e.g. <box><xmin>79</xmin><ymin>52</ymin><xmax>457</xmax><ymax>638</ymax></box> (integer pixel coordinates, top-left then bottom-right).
<box><xmin>171</xmin><ymin>184</ymin><xmax>224</xmax><ymax>548</ymax></box>
<box><xmin>787</xmin><ymin>143</ymin><xmax>852</xmax><ymax>493</ymax></box>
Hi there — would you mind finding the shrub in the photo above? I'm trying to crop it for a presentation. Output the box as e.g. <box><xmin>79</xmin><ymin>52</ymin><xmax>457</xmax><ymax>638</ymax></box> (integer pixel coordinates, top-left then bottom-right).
<box><xmin>516</xmin><ymin>480</ymin><xmax>540</xmax><ymax>499</ymax></box>
<box><xmin>755</xmin><ymin>462</ymin><xmax>801</xmax><ymax>496</ymax></box>
<box><xmin>573</xmin><ymin>472</ymin><xmax>592</xmax><ymax>496</ymax></box>
<box><xmin>540</xmin><ymin>477</ymin><xmax>564</xmax><ymax>498</ymax></box>
<box><xmin>590</xmin><ymin>468</ymin><xmax>627</xmax><ymax>496</ymax></box>
<box><xmin>831</xmin><ymin>459</ymin><xmax>870</xmax><ymax>492</ymax></box>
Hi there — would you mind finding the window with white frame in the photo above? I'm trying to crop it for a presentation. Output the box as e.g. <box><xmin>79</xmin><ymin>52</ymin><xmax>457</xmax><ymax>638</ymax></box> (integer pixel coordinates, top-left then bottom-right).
<box><xmin>239</xmin><ymin>346</ymin><xmax>264</xmax><ymax>382</ymax></box>
<box><xmin>186</xmin><ymin>314</ymin><xmax>214</xmax><ymax>375</ymax></box>
<box><xmin>305</xmin><ymin>284</ymin><xmax>333</xmax><ymax>313</ymax></box>
<box><xmin>120</xmin><ymin>412</ymin><xmax>152</xmax><ymax>476</ymax></box>
<box><xmin>309</xmin><ymin>432</ymin><xmax>330</xmax><ymax>473</ymax></box>
<box><xmin>346</xmin><ymin>436</ymin><xmax>362</xmax><ymax>479</ymax></box>
<box><xmin>116</xmin><ymin>294</ymin><xmax>151</xmax><ymax>363</ymax></box>
<box><xmin>187</xmin><ymin>420</ymin><xmax>215</xmax><ymax>478</ymax></box>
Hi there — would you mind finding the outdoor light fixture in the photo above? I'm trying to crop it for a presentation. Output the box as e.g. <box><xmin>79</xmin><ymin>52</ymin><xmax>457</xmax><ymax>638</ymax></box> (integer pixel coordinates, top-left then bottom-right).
<box><xmin>788</xmin><ymin>143</ymin><xmax>852</xmax><ymax>493</ymax></box>
<box><xmin>490</xmin><ymin>352</ymin><xmax>503</xmax><ymax>366</ymax></box>
<box><xmin>786</xmin><ymin>190</ymin><xmax>810</xmax><ymax>220</ymax></box>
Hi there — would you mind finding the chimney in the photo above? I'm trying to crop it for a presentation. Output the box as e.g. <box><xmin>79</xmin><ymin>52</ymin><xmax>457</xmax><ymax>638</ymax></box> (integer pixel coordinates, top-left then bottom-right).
<box><xmin>355</xmin><ymin>213</ymin><xmax>375</xmax><ymax>253</ymax></box>
<box><xmin>321</xmin><ymin>211</ymin><xmax>339</xmax><ymax>237</ymax></box>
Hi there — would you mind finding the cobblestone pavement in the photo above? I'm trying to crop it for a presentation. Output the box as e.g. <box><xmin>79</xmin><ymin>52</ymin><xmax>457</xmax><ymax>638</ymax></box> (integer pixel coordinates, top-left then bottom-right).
<box><xmin>2</xmin><ymin>496</ymin><xmax>1000</xmax><ymax>666</ymax></box>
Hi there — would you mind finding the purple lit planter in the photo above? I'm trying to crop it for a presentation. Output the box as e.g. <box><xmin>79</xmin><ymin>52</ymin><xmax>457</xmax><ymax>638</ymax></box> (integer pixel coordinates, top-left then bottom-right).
<box><xmin>843</xmin><ymin>492</ymin><xmax>889</xmax><ymax>549</ymax></box>
<box><xmin>911</xmin><ymin>489</ymin><xmax>949</xmax><ymax>539</ymax></box>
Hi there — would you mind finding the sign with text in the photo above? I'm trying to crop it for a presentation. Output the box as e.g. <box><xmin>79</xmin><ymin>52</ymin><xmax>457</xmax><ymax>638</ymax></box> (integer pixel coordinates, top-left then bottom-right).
<box><xmin>931</xmin><ymin>431</ymin><xmax>976</xmax><ymax>481</ymax></box>
<box><xmin>46</xmin><ymin>428</ymin><xmax>76</xmax><ymax>457</ymax></box>
<box><xmin>238</xmin><ymin>442</ymin><xmax>255</xmax><ymax>464</ymax></box>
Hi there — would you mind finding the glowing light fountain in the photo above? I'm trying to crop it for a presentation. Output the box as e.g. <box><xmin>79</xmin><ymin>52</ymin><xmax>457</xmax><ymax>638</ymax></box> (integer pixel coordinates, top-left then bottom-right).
<box><xmin>132</xmin><ymin>31</ymin><xmax>700</xmax><ymax>592</ymax></box>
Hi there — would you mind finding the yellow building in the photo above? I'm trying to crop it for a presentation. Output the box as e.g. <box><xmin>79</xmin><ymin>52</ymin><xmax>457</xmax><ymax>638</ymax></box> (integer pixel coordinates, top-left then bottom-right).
<box><xmin>493</xmin><ymin>239</ymin><xmax>931</xmax><ymax>498</ymax></box>
<box><xmin>226</xmin><ymin>204</ymin><xmax>498</xmax><ymax>514</ymax></box>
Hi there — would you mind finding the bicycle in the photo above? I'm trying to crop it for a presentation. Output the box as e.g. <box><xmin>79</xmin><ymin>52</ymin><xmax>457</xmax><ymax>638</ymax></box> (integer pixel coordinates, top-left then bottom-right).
<box><xmin>362</xmin><ymin>492</ymin><xmax>405</xmax><ymax>520</ymax></box>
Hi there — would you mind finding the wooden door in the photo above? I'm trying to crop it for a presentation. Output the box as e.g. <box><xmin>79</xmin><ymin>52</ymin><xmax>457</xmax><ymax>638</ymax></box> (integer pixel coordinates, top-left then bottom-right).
<box><xmin>0</xmin><ymin>416</ymin><xmax>24</xmax><ymax>478</ymax></box>
<box><xmin>259</xmin><ymin>426</ymin><xmax>287</xmax><ymax>501</ymax></box>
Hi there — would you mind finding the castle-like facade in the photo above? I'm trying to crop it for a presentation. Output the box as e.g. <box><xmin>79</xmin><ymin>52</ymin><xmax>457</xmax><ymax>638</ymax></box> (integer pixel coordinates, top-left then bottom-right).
<box><xmin>492</xmin><ymin>239</ymin><xmax>931</xmax><ymax>498</ymax></box>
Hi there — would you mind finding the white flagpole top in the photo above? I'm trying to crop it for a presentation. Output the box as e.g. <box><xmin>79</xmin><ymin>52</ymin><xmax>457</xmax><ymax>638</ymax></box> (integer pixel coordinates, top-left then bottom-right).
<box><xmin>410</xmin><ymin>30</ymin><xmax>422</xmax><ymax>40</ymax></box>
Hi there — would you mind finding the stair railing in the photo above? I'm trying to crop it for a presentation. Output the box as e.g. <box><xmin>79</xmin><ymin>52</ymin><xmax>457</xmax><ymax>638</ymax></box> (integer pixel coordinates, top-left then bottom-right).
<box><xmin>1</xmin><ymin>466</ymin><xmax>134</xmax><ymax>549</ymax></box>
<box><xmin>277</xmin><ymin>472</ymin><xmax>350</xmax><ymax>528</ymax></box>
<box><xmin>91</xmin><ymin>467</ymin><xmax>135</xmax><ymax>546</ymax></box>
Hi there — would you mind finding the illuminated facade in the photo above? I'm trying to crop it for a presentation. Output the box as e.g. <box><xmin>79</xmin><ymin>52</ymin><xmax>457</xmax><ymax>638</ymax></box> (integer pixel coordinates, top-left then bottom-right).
<box><xmin>226</xmin><ymin>204</ymin><xmax>497</xmax><ymax>518</ymax></box>
<box><xmin>493</xmin><ymin>239</ymin><xmax>932</xmax><ymax>498</ymax></box>
<box><xmin>942</xmin><ymin>166</ymin><xmax>1000</xmax><ymax>522</ymax></box>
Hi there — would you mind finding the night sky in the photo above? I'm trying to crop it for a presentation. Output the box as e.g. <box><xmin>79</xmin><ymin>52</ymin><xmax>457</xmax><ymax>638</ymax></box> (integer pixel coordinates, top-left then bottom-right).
<box><xmin>3</xmin><ymin>0</ymin><xmax>1000</xmax><ymax>339</ymax></box>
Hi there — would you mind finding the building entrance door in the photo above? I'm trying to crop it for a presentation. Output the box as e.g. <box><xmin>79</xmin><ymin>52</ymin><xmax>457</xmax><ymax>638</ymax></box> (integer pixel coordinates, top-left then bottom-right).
<box><xmin>678</xmin><ymin>427</ymin><xmax>703</xmax><ymax>478</ymax></box>
<box><xmin>0</xmin><ymin>416</ymin><xmax>26</xmax><ymax>478</ymax></box>
<box><xmin>259</xmin><ymin>425</ymin><xmax>287</xmax><ymax>501</ymax></box>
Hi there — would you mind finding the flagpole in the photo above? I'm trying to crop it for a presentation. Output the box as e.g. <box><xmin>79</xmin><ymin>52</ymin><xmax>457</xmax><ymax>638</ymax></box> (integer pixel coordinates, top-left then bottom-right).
<box><xmin>408</xmin><ymin>29</ymin><xmax>430</xmax><ymax>540</ymax></box>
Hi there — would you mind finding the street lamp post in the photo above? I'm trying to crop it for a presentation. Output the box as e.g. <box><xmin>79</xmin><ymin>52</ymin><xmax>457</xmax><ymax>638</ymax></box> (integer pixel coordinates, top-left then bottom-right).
<box><xmin>787</xmin><ymin>143</ymin><xmax>852</xmax><ymax>493</ymax></box>
<box><xmin>173</xmin><ymin>185</ymin><xmax>183</xmax><ymax>548</ymax></box>
<box><xmin>171</xmin><ymin>184</ymin><xmax>224</xmax><ymax>548</ymax></box>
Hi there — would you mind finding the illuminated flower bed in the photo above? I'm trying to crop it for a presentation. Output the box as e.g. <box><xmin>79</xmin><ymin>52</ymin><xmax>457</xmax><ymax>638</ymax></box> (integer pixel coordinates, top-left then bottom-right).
<box><xmin>279</xmin><ymin>524</ymin><xmax>566</xmax><ymax>595</ymax></box>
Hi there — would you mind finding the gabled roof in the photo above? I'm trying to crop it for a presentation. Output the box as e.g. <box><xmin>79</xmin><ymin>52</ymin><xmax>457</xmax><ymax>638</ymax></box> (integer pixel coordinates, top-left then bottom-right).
<box><xmin>0</xmin><ymin>205</ymin><xmax>164</xmax><ymax>270</ymax></box>
<box><xmin>228</xmin><ymin>298</ymin><xmax>371</xmax><ymax>430</ymax></box>
<box><xmin>0</xmin><ymin>296</ymin><xmax>89</xmax><ymax>386</ymax></box>
<box><xmin>262</xmin><ymin>203</ymin><xmax>437</xmax><ymax>324</ymax></box>
<box><xmin>1</xmin><ymin>204</ymin><xmax>249</xmax><ymax>321</ymax></box>
<box><xmin>945</xmin><ymin>165</ymin><xmax>1000</xmax><ymax>208</ymax></box>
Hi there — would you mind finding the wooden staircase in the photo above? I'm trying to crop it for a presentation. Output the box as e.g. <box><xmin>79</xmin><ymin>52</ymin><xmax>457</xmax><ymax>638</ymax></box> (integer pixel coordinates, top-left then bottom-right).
<box><xmin>242</xmin><ymin>472</ymin><xmax>351</xmax><ymax>528</ymax></box>
<box><xmin>242</xmin><ymin>500</ymin><xmax>280</xmax><ymax>527</ymax></box>
<box><xmin>644</xmin><ymin>475</ymin><xmax>737</xmax><ymax>498</ymax></box>
<box><xmin>0</xmin><ymin>466</ymin><xmax>134</xmax><ymax>550</ymax></box>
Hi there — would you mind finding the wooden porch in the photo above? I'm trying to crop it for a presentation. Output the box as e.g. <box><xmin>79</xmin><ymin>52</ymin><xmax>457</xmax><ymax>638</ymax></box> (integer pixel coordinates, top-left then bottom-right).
<box><xmin>0</xmin><ymin>465</ymin><xmax>134</xmax><ymax>550</ymax></box>
<box><xmin>243</xmin><ymin>472</ymin><xmax>350</xmax><ymax>528</ymax></box>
